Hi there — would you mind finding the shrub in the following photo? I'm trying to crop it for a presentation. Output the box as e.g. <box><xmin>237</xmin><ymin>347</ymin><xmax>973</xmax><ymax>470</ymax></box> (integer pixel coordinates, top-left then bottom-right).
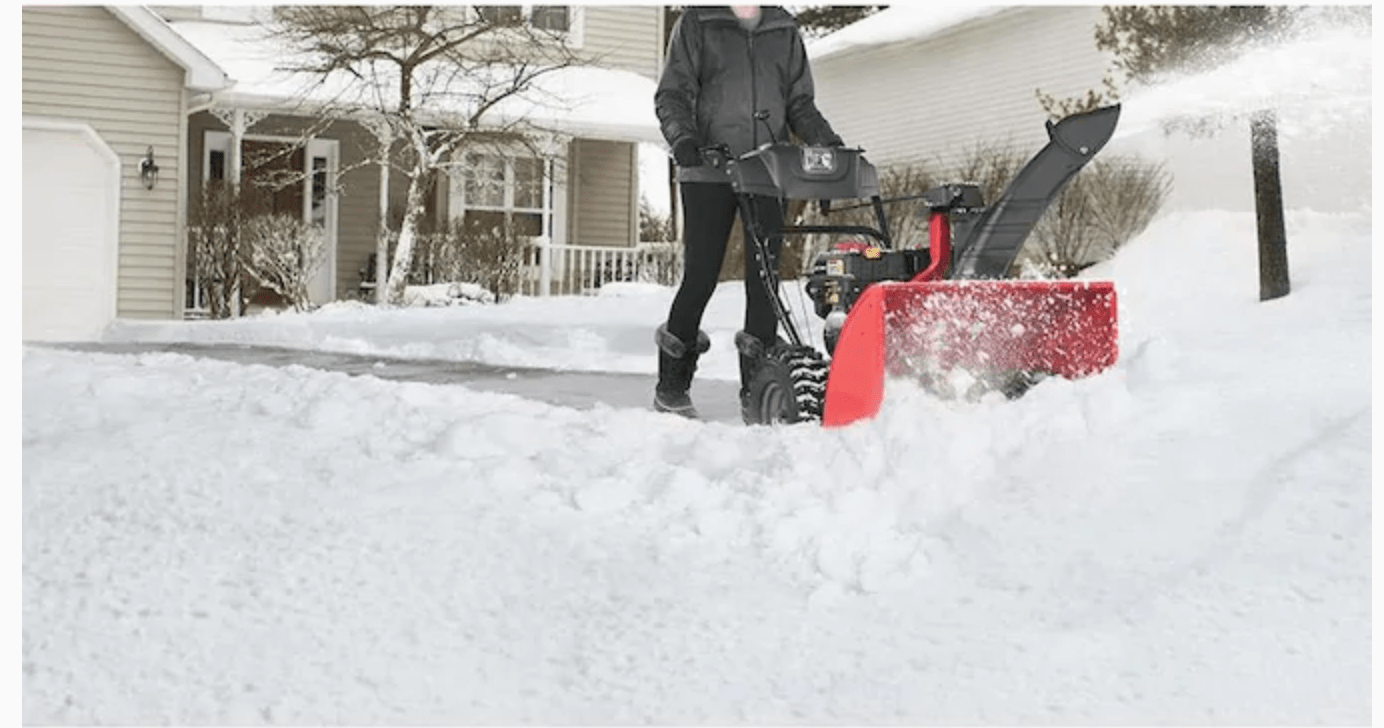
<box><xmin>637</xmin><ymin>241</ymin><xmax>682</xmax><ymax>286</ymax></box>
<box><xmin>638</xmin><ymin>197</ymin><xmax>675</xmax><ymax>243</ymax></box>
<box><xmin>419</xmin><ymin>217</ymin><xmax>528</xmax><ymax>301</ymax></box>
<box><xmin>1024</xmin><ymin>155</ymin><xmax>1171</xmax><ymax>277</ymax></box>
<box><xmin>241</xmin><ymin>213</ymin><xmax>329</xmax><ymax>311</ymax></box>
<box><xmin>187</xmin><ymin>181</ymin><xmax>258</xmax><ymax>318</ymax></box>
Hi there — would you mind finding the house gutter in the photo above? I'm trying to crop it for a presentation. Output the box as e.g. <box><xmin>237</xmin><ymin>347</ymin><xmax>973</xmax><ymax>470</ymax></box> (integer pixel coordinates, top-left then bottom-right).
<box><xmin>187</xmin><ymin>93</ymin><xmax>218</xmax><ymax>116</ymax></box>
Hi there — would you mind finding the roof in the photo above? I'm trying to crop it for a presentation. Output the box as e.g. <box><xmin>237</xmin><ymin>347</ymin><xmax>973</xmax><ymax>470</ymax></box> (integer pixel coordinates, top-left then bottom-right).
<box><xmin>105</xmin><ymin>6</ymin><xmax>229</xmax><ymax>91</ymax></box>
<box><xmin>166</xmin><ymin>17</ymin><xmax>662</xmax><ymax>144</ymax></box>
<box><xmin>807</xmin><ymin>5</ymin><xmax>1011</xmax><ymax>62</ymax></box>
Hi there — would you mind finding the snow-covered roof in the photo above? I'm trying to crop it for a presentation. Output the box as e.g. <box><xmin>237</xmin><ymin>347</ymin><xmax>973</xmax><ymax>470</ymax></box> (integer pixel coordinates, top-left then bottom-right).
<box><xmin>106</xmin><ymin>6</ymin><xmax>229</xmax><ymax>91</ymax></box>
<box><xmin>807</xmin><ymin>5</ymin><xmax>1010</xmax><ymax>61</ymax></box>
<box><xmin>167</xmin><ymin>18</ymin><xmax>662</xmax><ymax>144</ymax></box>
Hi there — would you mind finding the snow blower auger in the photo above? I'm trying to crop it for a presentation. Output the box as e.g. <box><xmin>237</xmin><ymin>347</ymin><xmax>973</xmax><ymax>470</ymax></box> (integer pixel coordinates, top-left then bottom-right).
<box><xmin>721</xmin><ymin>104</ymin><xmax>1123</xmax><ymax>427</ymax></box>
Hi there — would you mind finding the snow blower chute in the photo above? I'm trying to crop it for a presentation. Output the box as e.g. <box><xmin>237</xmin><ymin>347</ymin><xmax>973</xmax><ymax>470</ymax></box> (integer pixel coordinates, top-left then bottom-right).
<box><xmin>720</xmin><ymin>104</ymin><xmax>1123</xmax><ymax>427</ymax></box>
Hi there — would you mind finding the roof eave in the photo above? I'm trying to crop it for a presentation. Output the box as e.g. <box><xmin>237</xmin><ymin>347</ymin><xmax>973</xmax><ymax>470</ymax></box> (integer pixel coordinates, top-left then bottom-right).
<box><xmin>107</xmin><ymin>6</ymin><xmax>230</xmax><ymax>92</ymax></box>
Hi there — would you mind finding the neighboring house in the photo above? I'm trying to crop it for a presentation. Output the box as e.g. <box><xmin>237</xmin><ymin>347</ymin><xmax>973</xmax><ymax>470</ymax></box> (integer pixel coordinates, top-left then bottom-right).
<box><xmin>23</xmin><ymin>5</ymin><xmax>229</xmax><ymax>342</ymax></box>
<box><xmin>22</xmin><ymin>5</ymin><xmax>667</xmax><ymax>340</ymax></box>
<box><xmin>807</xmin><ymin>5</ymin><xmax>1370</xmax><ymax>216</ymax></box>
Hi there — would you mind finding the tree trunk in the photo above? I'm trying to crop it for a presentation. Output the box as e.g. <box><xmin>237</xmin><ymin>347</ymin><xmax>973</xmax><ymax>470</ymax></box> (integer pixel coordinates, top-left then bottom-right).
<box><xmin>375</xmin><ymin>147</ymin><xmax>391</xmax><ymax>304</ymax></box>
<box><xmin>384</xmin><ymin>174</ymin><xmax>430</xmax><ymax>304</ymax></box>
<box><xmin>1251</xmin><ymin>108</ymin><xmax>1291</xmax><ymax>301</ymax></box>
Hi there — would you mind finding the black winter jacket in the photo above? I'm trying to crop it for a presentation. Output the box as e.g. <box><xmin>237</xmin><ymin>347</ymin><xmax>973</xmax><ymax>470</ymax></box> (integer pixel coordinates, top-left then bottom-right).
<box><xmin>655</xmin><ymin>6</ymin><xmax>843</xmax><ymax>184</ymax></box>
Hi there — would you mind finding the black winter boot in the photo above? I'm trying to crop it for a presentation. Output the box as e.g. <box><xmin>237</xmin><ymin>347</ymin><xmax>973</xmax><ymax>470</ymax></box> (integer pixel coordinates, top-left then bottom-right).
<box><xmin>654</xmin><ymin>324</ymin><xmax>710</xmax><ymax>418</ymax></box>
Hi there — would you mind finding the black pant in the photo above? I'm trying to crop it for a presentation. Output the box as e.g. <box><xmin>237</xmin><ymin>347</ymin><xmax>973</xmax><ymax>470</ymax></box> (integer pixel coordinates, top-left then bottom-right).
<box><xmin>665</xmin><ymin>182</ymin><xmax>784</xmax><ymax>346</ymax></box>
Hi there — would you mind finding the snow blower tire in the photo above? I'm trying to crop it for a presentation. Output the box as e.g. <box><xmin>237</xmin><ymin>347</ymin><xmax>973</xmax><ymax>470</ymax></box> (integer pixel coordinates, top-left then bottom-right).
<box><xmin>742</xmin><ymin>345</ymin><xmax>829</xmax><ymax>425</ymax></box>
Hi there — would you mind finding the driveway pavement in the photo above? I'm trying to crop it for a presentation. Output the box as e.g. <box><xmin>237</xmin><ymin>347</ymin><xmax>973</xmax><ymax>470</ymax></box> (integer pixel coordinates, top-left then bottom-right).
<box><xmin>38</xmin><ymin>342</ymin><xmax>744</xmax><ymax>424</ymax></box>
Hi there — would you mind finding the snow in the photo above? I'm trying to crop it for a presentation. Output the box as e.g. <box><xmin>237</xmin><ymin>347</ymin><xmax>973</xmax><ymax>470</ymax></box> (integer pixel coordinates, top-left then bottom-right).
<box><xmin>1112</xmin><ymin>23</ymin><xmax>1373</xmax><ymax>143</ymax></box>
<box><xmin>807</xmin><ymin>4</ymin><xmax>1009</xmax><ymax>61</ymax></box>
<box><xmin>24</xmin><ymin>204</ymin><xmax>1372</xmax><ymax>723</ymax></box>
<box><xmin>23</xmin><ymin>9</ymin><xmax>1374</xmax><ymax>723</ymax></box>
<box><xmin>168</xmin><ymin>18</ymin><xmax>663</xmax><ymax>144</ymax></box>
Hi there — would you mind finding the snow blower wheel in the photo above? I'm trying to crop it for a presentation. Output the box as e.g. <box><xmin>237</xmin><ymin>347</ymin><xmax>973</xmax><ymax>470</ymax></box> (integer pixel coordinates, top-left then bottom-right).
<box><xmin>742</xmin><ymin>345</ymin><xmax>828</xmax><ymax>425</ymax></box>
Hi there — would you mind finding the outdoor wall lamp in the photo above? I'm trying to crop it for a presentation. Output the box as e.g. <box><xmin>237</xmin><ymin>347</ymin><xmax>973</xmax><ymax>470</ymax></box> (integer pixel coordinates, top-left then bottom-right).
<box><xmin>138</xmin><ymin>146</ymin><xmax>160</xmax><ymax>190</ymax></box>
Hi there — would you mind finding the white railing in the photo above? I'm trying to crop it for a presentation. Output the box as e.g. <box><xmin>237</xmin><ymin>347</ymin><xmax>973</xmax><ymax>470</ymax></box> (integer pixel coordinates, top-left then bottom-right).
<box><xmin>521</xmin><ymin>237</ymin><xmax>682</xmax><ymax>297</ymax></box>
<box><xmin>183</xmin><ymin>232</ymin><xmax>683</xmax><ymax>315</ymax></box>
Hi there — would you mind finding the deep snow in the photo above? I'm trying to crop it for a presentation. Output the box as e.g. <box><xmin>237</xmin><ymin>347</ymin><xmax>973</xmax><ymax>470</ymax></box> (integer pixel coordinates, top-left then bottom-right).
<box><xmin>23</xmin><ymin>205</ymin><xmax>1371</xmax><ymax>724</ymax></box>
<box><xmin>23</xmin><ymin>9</ymin><xmax>1373</xmax><ymax>724</ymax></box>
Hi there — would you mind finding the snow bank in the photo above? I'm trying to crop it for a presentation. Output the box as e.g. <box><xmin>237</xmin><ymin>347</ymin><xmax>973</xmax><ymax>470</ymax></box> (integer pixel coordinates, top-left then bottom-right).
<box><xmin>24</xmin><ymin>207</ymin><xmax>1372</xmax><ymax>723</ymax></box>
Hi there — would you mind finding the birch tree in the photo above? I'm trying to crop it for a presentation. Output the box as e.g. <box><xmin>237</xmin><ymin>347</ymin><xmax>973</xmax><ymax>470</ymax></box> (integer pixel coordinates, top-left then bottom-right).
<box><xmin>270</xmin><ymin>6</ymin><xmax>583</xmax><ymax>303</ymax></box>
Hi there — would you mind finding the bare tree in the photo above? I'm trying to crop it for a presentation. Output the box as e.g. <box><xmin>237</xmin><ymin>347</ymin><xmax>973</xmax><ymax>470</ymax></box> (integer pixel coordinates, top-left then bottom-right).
<box><xmin>270</xmin><ymin>6</ymin><xmax>584</xmax><ymax>304</ymax></box>
<box><xmin>188</xmin><ymin>181</ymin><xmax>257</xmax><ymax>319</ymax></box>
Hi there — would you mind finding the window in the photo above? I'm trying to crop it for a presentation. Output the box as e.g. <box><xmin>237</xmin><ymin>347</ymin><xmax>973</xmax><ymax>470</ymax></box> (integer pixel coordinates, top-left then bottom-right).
<box><xmin>476</xmin><ymin>5</ymin><xmax>522</xmax><ymax>26</ymax></box>
<box><xmin>531</xmin><ymin>6</ymin><xmax>569</xmax><ymax>32</ymax></box>
<box><xmin>475</xmin><ymin>5</ymin><xmax>570</xmax><ymax>34</ymax></box>
<box><xmin>455</xmin><ymin>152</ymin><xmax>551</xmax><ymax>238</ymax></box>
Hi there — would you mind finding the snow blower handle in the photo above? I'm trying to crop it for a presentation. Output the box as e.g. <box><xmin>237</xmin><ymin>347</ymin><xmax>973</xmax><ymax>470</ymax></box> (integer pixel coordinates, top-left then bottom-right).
<box><xmin>701</xmin><ymin>143</ymin><xmax>732</xmax><ymax>170</ymax></box>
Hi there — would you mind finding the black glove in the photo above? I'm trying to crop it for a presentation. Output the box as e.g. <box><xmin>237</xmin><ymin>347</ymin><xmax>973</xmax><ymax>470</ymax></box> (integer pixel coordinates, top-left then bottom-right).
<box><xmin>672</xmin><ymin>137</ymin><xmax>703</xmax><ymax>168</ymax></box>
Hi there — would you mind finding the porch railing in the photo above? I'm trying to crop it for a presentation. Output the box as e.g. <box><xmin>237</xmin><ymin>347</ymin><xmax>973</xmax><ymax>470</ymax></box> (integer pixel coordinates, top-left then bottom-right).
<box><xmin>184</xmin><ymin>231</ymin><xmax>685</xmax><ymax>317</ymax></box>
<box><xmin>520</xmin><ymin>238</ymin><xmax>682</xmax><ymax>297</ymax></box>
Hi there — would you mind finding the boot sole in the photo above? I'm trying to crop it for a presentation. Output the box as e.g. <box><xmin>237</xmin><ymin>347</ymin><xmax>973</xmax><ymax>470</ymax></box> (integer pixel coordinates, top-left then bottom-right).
<box><xmin>653</xmin><ymin>397</ymin><xmax>699</xmax><ymax>419</ymax></box>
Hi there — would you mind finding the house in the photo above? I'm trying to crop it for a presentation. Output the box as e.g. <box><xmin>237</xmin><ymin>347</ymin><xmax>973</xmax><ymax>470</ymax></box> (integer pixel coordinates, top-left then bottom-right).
<box><xmin>806</xmin><ymin>5</ymin><xmax>1371</xmax><ymax>216</ymax></box>
<box><xmin>22</xmin><ymin>5</ymin><xmax>668</xmax><ymax>341</ymax></box>
<box><xmin>23</xmin><ymin>5</ymin><xmax>229</xmax><ymax>342</ymax></box>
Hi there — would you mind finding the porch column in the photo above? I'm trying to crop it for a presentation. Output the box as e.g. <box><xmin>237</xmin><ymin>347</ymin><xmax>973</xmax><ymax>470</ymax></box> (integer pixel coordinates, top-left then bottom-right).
<box><xmin>210</xmin><ymin>107</ymin><xmax>266</xmax><ymax>185</ymax></box>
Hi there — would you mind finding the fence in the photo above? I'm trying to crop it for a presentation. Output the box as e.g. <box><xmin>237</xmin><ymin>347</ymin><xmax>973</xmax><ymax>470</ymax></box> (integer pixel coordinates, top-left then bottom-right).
<box><xmin>186</xmin><ymin>231</ymin><xmax>684</xmax><ymax>317</ymax></box>
<box><xmin>519</xmin><ymin>238</ymin><xmax>682</xmax><ymax>297</ymax></box>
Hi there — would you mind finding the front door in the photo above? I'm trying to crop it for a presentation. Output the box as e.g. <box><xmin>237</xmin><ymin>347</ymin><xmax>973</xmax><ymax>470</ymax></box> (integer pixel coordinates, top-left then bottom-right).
<box><xmin>304</xmin><ymin>139</ymin><xmax>338</xmax><ymax>303</ymax></box>
<box><xmin>203</xmin><ymin>131</ymin><xmax>339</xmax><ymax>305</ymax></box>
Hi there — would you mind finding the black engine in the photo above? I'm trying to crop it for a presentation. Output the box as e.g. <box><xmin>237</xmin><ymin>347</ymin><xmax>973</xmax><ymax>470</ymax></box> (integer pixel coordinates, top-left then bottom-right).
<box><xmin>803</xmin><ymin>245</ymin><xmax>932</xmax><ymax>353</ymax></box>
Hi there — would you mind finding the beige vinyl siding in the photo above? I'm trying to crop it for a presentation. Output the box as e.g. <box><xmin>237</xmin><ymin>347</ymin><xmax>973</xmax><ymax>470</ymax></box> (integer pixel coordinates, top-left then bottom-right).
<box><xmin>581</xmin><ymin>6</ymin><xmax>663</xmax><ymax>78</ymax></box>
<box><xmin>567</xmin><ymin>139</ymin><xmax>637</xmax><ymax>247</ymax></box>
<box><xmin>23</xmin><ymin>6</ymin><xmax>187</xmax><ymax>320</ymax></box>
<box><xmin>813</xmin><ymin>7</ymin><xmax>1110</xmax><ymax>173</ymax></box>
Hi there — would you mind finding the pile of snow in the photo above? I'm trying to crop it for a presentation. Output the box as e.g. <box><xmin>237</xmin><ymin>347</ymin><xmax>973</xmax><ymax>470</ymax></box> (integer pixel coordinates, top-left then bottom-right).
<box><xmin>24</xmin><ymin>206</ymin><xmax>1371</xmax><ymax>723</ymax></box>
<box><xmin>169</xmin><ymin>17</ymin><xmax>662</xmax><ymax>143</ymax></box>
<box><xmin>397</xmin><ymin>281</ymin><xmax>497</xmax><ymax>307</ymax></box>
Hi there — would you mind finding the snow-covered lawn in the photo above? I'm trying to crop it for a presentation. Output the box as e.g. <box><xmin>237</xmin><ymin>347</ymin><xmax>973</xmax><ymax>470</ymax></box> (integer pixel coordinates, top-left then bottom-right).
<box><xmin>23</xmin><ymin>207</ymin><xmax>1371</xmax><ymax>723</ymax></box>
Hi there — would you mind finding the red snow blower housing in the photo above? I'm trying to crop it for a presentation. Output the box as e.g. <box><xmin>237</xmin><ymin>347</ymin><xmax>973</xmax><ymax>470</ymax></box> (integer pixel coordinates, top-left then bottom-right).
<box><xmin>722</xmin><ymin>105</ymin><xmax>1123</xmax><ymax>427</ymax></box>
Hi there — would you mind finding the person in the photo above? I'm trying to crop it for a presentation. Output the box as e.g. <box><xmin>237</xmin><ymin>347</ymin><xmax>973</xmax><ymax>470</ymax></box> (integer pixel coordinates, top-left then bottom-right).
<box><xmin>652</xmin><ymin>5</ymin><xmax>843</xmax><ymax>419</ymax></box>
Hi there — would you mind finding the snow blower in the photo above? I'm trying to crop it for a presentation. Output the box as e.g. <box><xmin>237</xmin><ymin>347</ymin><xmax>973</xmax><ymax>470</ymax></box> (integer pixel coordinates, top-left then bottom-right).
<box><xmin>720</xmin><ymin>104</ymin><xmax>1123</xmax><ymax>427</ymax></box>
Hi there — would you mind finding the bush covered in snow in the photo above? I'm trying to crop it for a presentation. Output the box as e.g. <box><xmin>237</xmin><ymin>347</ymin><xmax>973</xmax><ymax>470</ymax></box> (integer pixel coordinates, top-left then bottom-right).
<box><xmin>401</xmin><ymin>282</ymin><xmax>497</xmax><ymax>307</ymax></box>
<box><xmin>411</xmin><ymin>217</ymin><xmax>528</xmax><ymax>301</ymax></box>
<box><xmin>241</xmin><ymin>214</ymin><xmax>328</xmax><ymax>312</ymax></box>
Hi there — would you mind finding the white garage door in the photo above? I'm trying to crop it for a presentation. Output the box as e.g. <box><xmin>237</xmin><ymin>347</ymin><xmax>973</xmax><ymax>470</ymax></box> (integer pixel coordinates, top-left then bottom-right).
<box><xmin>23</xmin><ymin>119</ymin><xmax>120</xmax><ymax>342</ymax></box>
